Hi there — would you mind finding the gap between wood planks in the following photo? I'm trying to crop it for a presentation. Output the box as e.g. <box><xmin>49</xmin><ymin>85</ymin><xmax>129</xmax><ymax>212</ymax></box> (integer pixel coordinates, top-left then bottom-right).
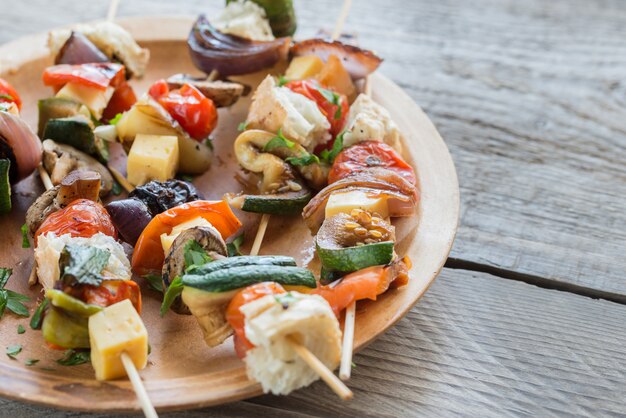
<box><xmin>445</xmin><ymin>257</ymin><xmax>626</xmax><ymax>305</ymax></box>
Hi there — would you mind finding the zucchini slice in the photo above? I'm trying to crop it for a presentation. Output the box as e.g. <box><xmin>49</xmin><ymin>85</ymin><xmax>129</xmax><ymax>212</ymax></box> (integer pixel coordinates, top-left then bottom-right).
<box><xmin>228</xmin><ymin>187</ymin><xmax>312</xmax><ymax>215</ymax></box>
<box><xmin>38</xmin><ymin>97</ymin><xmax>89</xmax><ymax>138</ymax></box>
<box><xmin>43</xmin><ymin>116</ymin><xmax>109</xmax><ymax>163</ymax></box>
<box><xmin>0</xmin><ymin>159</ymin><xmax>11</xmax><ymax>214</ymax></box>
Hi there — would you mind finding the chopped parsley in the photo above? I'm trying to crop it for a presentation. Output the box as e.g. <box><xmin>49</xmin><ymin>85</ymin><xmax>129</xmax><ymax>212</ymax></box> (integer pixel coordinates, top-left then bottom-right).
<box><xmin>237</xmin><ymin>121</ymin><xmax>248</xmax><ymax>132</ymax></box>
<box><xmin>17</xmin><ymin>324</ymin><xmax>25</xmax><ymax>334</ymax></box>
<box><xmin>184</xmin><ymin>240</ymin><xmax>212</xmax><ymax>270</ymax></box>
<box><xmin>30</xmin><ymin>298</ymin><xmax>48</xmax><ymax>330</ymax></box>
<box><xmin>25</xmin><ymin>359</ymin><xmax>39</xmax><ymax>366</ymax></box>
<box><xmin>6</xmin><ymin>344</ymin><xmax>21</xmax><ymax>359</ymax></box>
<box><xmin>277</xmin><ymin>75</ymin><xmax>290</xmax><ymax>87</ymax></box>
<box><xmin>108</xmin><ymin>113</ymin><xmax>123</xmax><ymax>125</ymax></box>
<box><xmin>227</xmin><ymin>234</ymin><xmax>244</xmax><ymax>257</ymax></box>
<box><xmin>56</xmin><ymin>349</ymin><xmax>90</xmax><ymax>366</ymax></box>
<box><xmin>0</xmin><ymin>268</ymin><xmax>30</xmax><ymax>319</ymax></box>
<box><xmin>285</xmin><ymin>153</ymin><xmax>320</xmax><ymax>166</ymax></box>
<box><xmin>20</xmin><ymin>224</ymin><xmax>31</xmax><ymax>248</ymax></box>
<box><xmin>316</xmin><ymin>86</ymin><xmax>343</xmax><ymax>120</ymax></box>
<box><xmin>320</xmin><ymin>131</ymin><xmax>345</xmax><ymax>164</ymax></box>
<box><xmin>0</xmin><ymin>94</ymin><xmax>14</xmax><ymax>101</ymax></box>
<box><xmin>263</xmin><ymin>129</ymin><xmax>295</xmax><ymax>151</ymax></box>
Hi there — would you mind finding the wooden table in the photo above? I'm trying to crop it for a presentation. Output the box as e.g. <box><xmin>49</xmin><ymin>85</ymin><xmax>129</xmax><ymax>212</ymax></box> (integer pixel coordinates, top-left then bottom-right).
<box><xmin>2</xmin><ymin>0</ymin><xmax>626</xmax><ymax>416</ymax></box>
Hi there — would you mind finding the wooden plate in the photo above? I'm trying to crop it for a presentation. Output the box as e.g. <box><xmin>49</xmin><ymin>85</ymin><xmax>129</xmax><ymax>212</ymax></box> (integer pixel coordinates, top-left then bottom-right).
<box><xmin>0</xmin><ymin>16</ymin><xmax>459</xmax><ymax>412</ymax></box>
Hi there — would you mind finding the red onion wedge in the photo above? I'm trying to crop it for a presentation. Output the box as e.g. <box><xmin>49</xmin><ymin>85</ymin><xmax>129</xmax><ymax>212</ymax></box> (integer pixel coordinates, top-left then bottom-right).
<box><xmin>290</xmin><ymin>39</ymin><xmax>383</xmax><ymax>80</ymax></box>
<box><xmin>0</xmin><ymin>110</ymin><xmax>42</xmax><ymax>183</ymax></box>
<box><xmin>55</xmin><ymin>31</ymin><xmax>109</xmax><ymax>66</ymax></box>
<box><xmin>187</xmin><ymin>15</ymin><xmax>291</xmax><ymax>76</ymax></box>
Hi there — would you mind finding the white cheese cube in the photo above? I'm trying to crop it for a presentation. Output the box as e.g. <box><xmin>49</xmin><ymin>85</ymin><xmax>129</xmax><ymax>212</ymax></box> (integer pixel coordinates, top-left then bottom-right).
<box><xmin>127</xmin><ymin>134</ymin><xmax>179</xmax><ymax>186</ymax></box>
<box><xmin>160</xmin><ymin>216</ymin><xmax>213</xmax><ymax>254</ymax></box>
<box><xmin>325</xmin><ymin>189</ymin><xmax>389</xmax><ymax>219</ymax></box>
<box><xmin>88</xmin><ymin>299</ymin><xmax>148</xmax><ymax>381</ymax></box>
<box><xmin>56</xmin><ymin>82</ymin><xmax>114</xmax><ymax>120</ymax></box>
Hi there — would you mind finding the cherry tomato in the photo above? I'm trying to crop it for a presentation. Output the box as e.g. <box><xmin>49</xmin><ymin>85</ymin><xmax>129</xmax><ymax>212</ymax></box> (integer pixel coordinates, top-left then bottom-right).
<box><xmin>35</xmin><ymin>199</ymin><xmax>117</xmax><ymax>244</ymax></box>
<box><xmin>102</xmin><ymin>81</ymin><xmax>137</xmax><ymax>122</ymax></box>
<box><xmin>0</xmin><ymin>78</ymin><xmax>22</xmax><ymax>110</ymax></box>
<box><xmin>132</xmin><ymin>200</ymin><xmax>242</xmax><ymax>276</ymax></box>
<box><xmin>286</xmin><ymin>79</ymin><xmax>349</xmax><ymax>139</ymax></box>
<box><xmin>64</xmin><ymin>279</ymin><xmax>142</xmax><ymax>314</ymax></box>
<box><xmin>42</xmin><ymin>63</ymin><xmax>126</xmax><ymax>91</ymax></box>
<box><xmin>328</xmin><ymin>141</ymin><xmax>417</xmax><ymax>185</ymax></box>
<box><xmin>226</xmin><ymin>282</ymin><xmax>286</xmax><ymax>358</ymax></box>
<box><xmin>149</xmin><ymin>80</ymin><xmax>218</xmax><ymax>141</ymax></box>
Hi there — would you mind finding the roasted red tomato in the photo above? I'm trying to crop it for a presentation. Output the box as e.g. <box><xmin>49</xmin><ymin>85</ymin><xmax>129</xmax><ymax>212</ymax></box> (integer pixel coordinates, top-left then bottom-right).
<box><xmin>0</xmin><ymin>78</ymin><xmax>22</xmax><ymax>110</ymax></box>
<box><xmin>42</xmin><ymin>63</ymin><xmax>126</xmax><ymax>90</ymax></box>
<box><xmin>35</xmin><ymin>199</ymin><xmax>117</xmax><ymax>244</ymax></box>
<box><xmin>328</xmin><ymin>141</ymin><xmax>417</xmax><ymax>185</ymax></box>
<box><xmin>286</xmin><ymin>79</ymin><xmax>349</xmax><ymax>139</ymax></box>
<box><xmin>226</xmin><ymin>282</ymin><xmax>286</xmax><ymax>358</ymax></box>
<box><xmin>149</xmin><ymin>80</ymin><xmax>218</xmax><ymax>141</ymax></box>
<box><xmin>64</xmin><ymin>279</ymin><xmax>142</xmax><ymax>314</ymax></box>
<box><xmin>102</xmin><ymin>81</ymin><xmax>137</xmax><ymax>121</ymax></box>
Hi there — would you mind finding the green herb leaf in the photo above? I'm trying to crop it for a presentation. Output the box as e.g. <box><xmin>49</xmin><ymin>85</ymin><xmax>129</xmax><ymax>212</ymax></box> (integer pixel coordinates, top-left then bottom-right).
<box><xmin>25</xmin><ymin>359</ymin><xmax>39</xmax><ymax>366</ymax></box>
<box><xmin>237</xmin><ymin>121</ymin><xmax>248</xmax><ymax>132</ymax></box>
<box><xmin>111</xmin><ymin>180</ymin><xmax>122</xmax><ymax>196</ymax></box>
<box><xmin>59</xmin><ymin>244</ymin><xmax>110</xmax><ymax>287</ymax></box>
<box><xmin>144</xmin><ymin>274</ymin><xmax>163</xmax><ymax>293</ymax></box>
<box><xmin>179</xmin><ymin>174</ymin><xmax>195</xmax><ymax>183</ymax></box>
<box><xmin>0</xmin><ymin>267</ymin><xmax>11</xmax><ymax>288</ymax></box>
<box><xmin>0</xmin><ymin>290</ymin><xmax>7</xmax><ymax>319</ymax></box>
<box><xmin>6</xmin><ymin>344</ymin><xmax>21</xmax><ymax>359</ymax></box>
<box><xmin>320</xmin><ymin>131</ymin><xmax>345</xmax><ymax>164</ymax></box>
<box><xmin>227</xmin><ymin>234</ymin><xmax>244</xmax><ymax>257</ymax></box>
<box><xmin>160</xmin><ymin>277</ymin><xmax>184</xmax><ymax>317</ymax></box>
<box><xmin>285</xmin><ymin>153</ymin><xmax>320</xmax><ymax>166</ymax></box>
<box><xmin>275</xmin><ymin>292</ymin><xmax>298</xmax><ymax>308</ymax></box>
<box><xmin>184</xmin><ymin>240</ymin><xmax>212</xmax><ymax>270</ymax></box>
<box><xmin>316</xmin><ymin>86</ymin><xmax>342</xmax><ymax>120</ymax></box>
<box><xmin>0</xmin><ymin>94</ymin><xmax>14</xmax><ymax>101</ymax></box>
<box><xmin>277</xmin><ymin>76</ymin><xmax>290</xmax><ymax>87</ymax></box>
<box><xmin>56</xmin><ymin>349</ymin><xmax>90</xmax><ymax>366</ymax></box>
<box><xmin>20</xmin><ymin>224</ymin><xmax>31</xmax><ymax>248</ymax></box>
<box><xmin>30</xmin><ymin>298</ymin><xmax>48</xmax><ymax>330</ymax></box>
<box><xmin>205</xmin><ymin>137</ymin><xmax>214</xmax><ymax>151</ymax></box>
<box><xmin>108</xmin><ymin>113</ymin><xmax>123</xmax><ymax>125</ymax></box>
<box><xmin>6</xmin><ymin>290</ymin><xmax>29</xmax><ymax>317</ymax></box>
<box><xmin>263</xmin><ymin>129</ymin><xmax>295</xmax><ymax>151</ymax></box>
<box><xmin>17</xmin><ymin>324</ymin><xmax>25</xmax><ymax>334</ymax></box>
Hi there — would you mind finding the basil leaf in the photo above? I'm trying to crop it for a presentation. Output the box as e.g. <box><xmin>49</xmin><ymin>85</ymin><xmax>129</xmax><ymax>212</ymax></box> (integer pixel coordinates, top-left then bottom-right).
<box><xmin>30</xmin><ymin>298</ymin><xmax>48</xmax><ymax>330</ymax></box>
<box><xmin>184</xmin><ymin>240</ymin><xmax>212</xmax><ymax>270</ymax></box>
<box><xmin>320</xmin><ymin>131</ymin><xmax>345</xmax><ymax>164</ymax></box>
<box><xmin>144</xmin><ymin>274</ymin><xmax>163</xmax><ymax>293</ymax></box>
<box><xmin>59</xmin><ymin>244</ymin><xmax>110</xmax><ymax>287</ymax></box>
<box><xmin>237</xmin><ymin>121</ymin><xmax>248</xmax><ymax>132</ymax></box>
<box><xmin>227</xmin><ymin>234</ymin><xmax>244</xmax><ymax>257</ymax></box>
<box><xmin>160</xmin><ymin>277</ymin><xmax>184</xmax><ymax>317</ymax></box>
<box><xmin>108</xmin><ymin>113</ymin><xmax>123</xmax><ymax>125</ymax></box>
<box><xmin>6</xmin><ymin>290</ymin><xmax>29</xmax><ymax>317</ymax></box>
<box><xmin>56</xmin><ymin>349</ymin><xmax>90</xmax><ymax>366</ymax></box>
<box><xmin>17</xmin><ymin>324</ymin><xmax>25</xmax><ymax>334</ymax></box>
<box><xmin>25</xmin><ymin>359</ymin><xmax>39</xmax><ymax>366</ymax></box>
<box><xmin>6</xmin><ymin>344</ymin><xmax>21</xmax><ymax>359</ymax></box>
<box><xmin>0</xmin><ymin>290</ymin><xmax>7</xmax><ymax>319</ymax></box>
<box><xmin>263</xmin><ymin>129</ymin><xmax>295</xmax><ymax>151</ymax></box>
<box><xmin>20</xmin><ymin>224</ymin><xmax>31</xmax><ymax>248</ymax></box>
<box><xmin>0</xmin><ymin>267</ymin><xmax>11</xmax><ymax>288</ymax></box>
<box><xmin>285</xmin><ymin>153</ymin><xmax>320</xmax><ymax>166</ymax></box>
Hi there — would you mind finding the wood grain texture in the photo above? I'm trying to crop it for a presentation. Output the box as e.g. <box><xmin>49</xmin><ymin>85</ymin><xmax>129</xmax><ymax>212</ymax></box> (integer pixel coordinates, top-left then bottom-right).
<box><xmin>4</xmin><ymin>268</ymin><xmax>626</xmax><ymax>417</ymax></box>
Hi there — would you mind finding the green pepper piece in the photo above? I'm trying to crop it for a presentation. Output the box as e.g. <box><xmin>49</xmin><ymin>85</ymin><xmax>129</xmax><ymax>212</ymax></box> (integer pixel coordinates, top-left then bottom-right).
<box><xmin>41</xmin><ymin>307</ymin><xmax>91</xmax><ymax>349</ymax></box>
<box><xmin>45</xmin><ymin>289</ymin><xmax>103</xmax><ymax>317</ymax></box>
<box><xmin>227</xmin><ymin>0</ymin><xmax>297</xmax><ymax>37</ymax></box>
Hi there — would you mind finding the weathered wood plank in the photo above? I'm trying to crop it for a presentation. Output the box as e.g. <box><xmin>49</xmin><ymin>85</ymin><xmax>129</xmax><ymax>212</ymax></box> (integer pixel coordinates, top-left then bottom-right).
<box><xmin>5</xmin><ymin>268</ymin><xmax>626</xmax><ymax>417</ymax></box>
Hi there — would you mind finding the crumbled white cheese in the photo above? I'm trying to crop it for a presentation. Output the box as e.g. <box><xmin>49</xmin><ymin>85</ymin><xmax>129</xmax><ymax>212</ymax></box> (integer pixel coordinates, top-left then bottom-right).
<box><xmin>343</xmin><ymin>94</ymin><xmax>403</xmax><ymax>151</ymax></box>
<box><xmin>214</xmin><ymin>0</ymin><xmax>275</xmax><ymax>41</ymax></box>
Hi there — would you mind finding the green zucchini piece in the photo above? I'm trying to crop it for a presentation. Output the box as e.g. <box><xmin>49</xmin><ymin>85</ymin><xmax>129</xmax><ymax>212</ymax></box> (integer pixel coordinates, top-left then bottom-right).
<box><xmin>317</xmin><ymin>240</ymin><xmax>394</xmax><ymax>273</ymax></box>
<box><xmin>228</xmin><ymin>0</ymin><xmax>296</xmax><ymax>37</ymax></box>
<box><xmin>238</xmin><ymin>188</ymin><xmax>311</xmax><ymax>215</ymax></box>
<box><xmin>183</xmin><ymin>264</ymin><xmax>316</xmax><ymax>292</ymax></box>
<box><xmin>45</xmin><ymin>289</ymin><xmax>103</xmax><ymax>317</ymax></box>
<box><xmin>38</xmin><ymin>98</ymin><xmax>89</xmax><ymax>138</ymax></box>
<box><xmin>41</xmin><ymin>307</ymin><xmax>91</xmax><ymax>349</ymax></box>
<box><xmin>0</xmin><ymin>159</ymin><xmax>11</xmax><ymax>214</ymax></box>
<box><xmin>186</xmin><ymin>255</ymin><xmax>296</xmax><ymax>276</ymax></box>
<box><xmin>43</xmin><ymin>116</ymin><xmax>109</xmax><ymax>163</ymax></box>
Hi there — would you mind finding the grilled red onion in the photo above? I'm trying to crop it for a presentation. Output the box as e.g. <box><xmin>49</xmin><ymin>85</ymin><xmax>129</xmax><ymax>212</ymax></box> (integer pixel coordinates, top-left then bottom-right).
<box><xmin>0</xmin><ymin>110</ymin><xmax>42</xmax><ymax>183</ymax></box>
<box><xmin>55</xmin><ymin>31</ymin><xmax>109</xmax><ymax>65</ymax></box>
<box><xmin>187</xmin><ymin>15</ymin><xmax>290</xmax><ymax>76</ymax></box>
<box><xmin>105</xmin><ymin>198</ymin><xmax>153</xmax><ymax>245</ymax></box>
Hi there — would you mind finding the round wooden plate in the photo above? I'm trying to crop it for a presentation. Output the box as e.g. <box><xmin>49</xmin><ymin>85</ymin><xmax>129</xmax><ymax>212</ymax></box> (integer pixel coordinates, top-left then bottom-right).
<box><xmin>0</xmin><ymin>16</ymin><xmax>459</xmax><ymax>412</ymax></box>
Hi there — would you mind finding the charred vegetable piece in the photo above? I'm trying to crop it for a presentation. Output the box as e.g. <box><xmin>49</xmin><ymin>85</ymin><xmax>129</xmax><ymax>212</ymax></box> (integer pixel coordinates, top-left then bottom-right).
<box><xmin>43</xmin><ymin>116</ymin><xmax>109</xmax><ymax>163</ymax></box>
<box><xmin>227</xmin><ymin>187</ymin><xmax>311</xmax><ymax>215</ymax></box>
<box><xmin>0</xmin><ymin>159</ymin><xmax>11</xmax><ymax>214</ymax></box>
<box><xmin>316</xmin><ymin>210</ymin><xmax>395</xmax><ymax>273</ymax></box>
<box><xmin>55</xmin><ymin>31</ymin><xmax>109</xmax><ymax>65</ymax></box>
<box><xmin>0</xmin><ymin>110</ymin><xmax>43</xmax><ymax>183</ymax></box>
<box><xmin>104</xmin><ymin>199</ymin><xmax>153</xmax><ymax>246</ymax></box>
<box><xmin>166</xmin><ymin>74</ymin><xmax>244</xmax><ymax>108</ymax></box>
<box><xmin>38</xmin><ymin>97</ymin><xmax>90</xmax><ymax>138</ymax></box>
<box><xmin>129</xmin><ymin>179</ymin><xmax>201</xmax><ymax>215</ymax></box>
<box><xmin>187</xmin><ymin>15</ymin><xmax>290</xmax><ymax>76</ymax></box>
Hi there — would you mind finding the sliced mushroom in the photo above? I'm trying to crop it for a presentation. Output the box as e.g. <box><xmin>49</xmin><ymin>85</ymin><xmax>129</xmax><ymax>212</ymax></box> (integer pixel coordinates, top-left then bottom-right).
<box><xmin>25</xmin><ymin>169</ymin><xmax>102</xmax><ymax>235</ymax></box>
<box><xmin>42</xmin><ymin>139</ymin><xmax>113</xmax><ymax>196</ymax></box>
<box><xmin>162</xmin><ymin>225</ymin><xmax>228</xmax><ymax>315</ymax></box>
<box><xmin>166</xmin><ymin>74</ymin><xmax>245</xmax><ymax>107</ymax></box>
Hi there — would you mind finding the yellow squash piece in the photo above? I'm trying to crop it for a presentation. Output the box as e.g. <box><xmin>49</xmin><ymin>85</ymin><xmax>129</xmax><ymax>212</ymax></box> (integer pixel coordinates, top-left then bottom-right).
<box><xmin>56</xmin><ymin>82</ymin><xmax>114</xmax><ymax>120</ymax></box>
<box><xmin>325</xmin><ymin>189</ymin><xmax>389</xmax><ymax>219</ymax></box>
<box><xmin>127</xmin><ymin>134</ymin><xmax>179</xmax><ymax>186</ymax></box>
<box><xmin>285</xmin><ymin>56</ymin><xmax>325</xmax><ymax>81</ymax></box>
<box><xmin>160</xmin><ymin>216</ymin><xmax>214</xmax><ymax>254</ymax></box>
<box><xmin>316</xmin><ymin>54</ymin><xmax>356</xmax><ymax>102</ymax></box>
<box><xmin>88</xmin><ymin>299</ymin><xmax>148</xmax><ymax>381</ymax></box>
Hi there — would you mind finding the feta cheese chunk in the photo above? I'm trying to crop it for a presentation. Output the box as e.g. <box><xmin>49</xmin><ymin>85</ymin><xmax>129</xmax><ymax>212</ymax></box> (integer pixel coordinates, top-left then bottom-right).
<box><xmin>56</xmin><ymin>82</ymin><xmax>114</xmax><ymax>120</ymax></box>
<box><xmin>127</xmin><ymin>134</ymin><xmax>179</xmax><ymax>186</ymax></box>
<box><xmin>325</xmin><ymin>189</ymin><xmax>390</xmax><ymax>219</ymax></box>
<box><xmin>343</xmin><ymin>94</ymin><xmax>403</xmax><ymax>152</ymax></box>
<box><xmin>88</xmin><ymin>299</ymin><xmax>148</xmax><ymax>381</ymax></box>
<box><xmin>214</xmin><ymin>0</ymin><xmax>275</xmax><ymax>41</ymax></box>
<box><xmin>247</xmin><ymin>76</ymin><xmax>331</xmax><ymax>150</ymax></box>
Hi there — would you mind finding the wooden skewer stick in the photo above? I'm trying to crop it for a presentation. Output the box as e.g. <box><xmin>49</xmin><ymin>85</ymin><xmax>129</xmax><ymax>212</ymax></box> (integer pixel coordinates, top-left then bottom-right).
<box><xmin>106</xmin><ymin>0</ymin><xmax>120</xmax><ymax>22</ymax></box>
<box><xmin>37</xmin><ymin>164</ymin><xmax>54</xmax><ymax>191</ymax></box>
<box><xmin>332</xmin><ymin>0</ymin><xmax>353</xmax><ymax>40</ymax></box>
<box><xmin>249</xmin><ymin>213</ymin><xmax>270</xmax><ymax>256</ymax></box>
<box><xmin>286</xmin><ymin>335</ymin><xmax>353</xmax><ymax>400</ymax></box>
<box><xmin>121</xmin><ymin>352</ymin><xmax>158</xmax><ymax>418</ymax></box>
<box><xmin>108</xmin><ymin>164</ymin><xmax>134</xmax><ymax>193</ymax></box>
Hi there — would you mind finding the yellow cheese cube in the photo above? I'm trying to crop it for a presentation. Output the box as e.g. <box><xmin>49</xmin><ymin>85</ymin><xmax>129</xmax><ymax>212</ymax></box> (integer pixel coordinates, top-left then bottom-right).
<box><xmin>127</xmin><ymin>134</ymin><xmax>179</xmax><ymax>186</ymax></box>
<box><xmin>160</xmin><ymin>216</ymin><xmax>213</xmax><ymax>254</ymax></box>
<box><xmin>325</xmin><ymin>189</ymin><xmax>389</xmax><ymax>219</ymax></box>
<box><xmin>285</xmin><ymin>56</ymin><xmax>325</xmax><ymax>81</ymax></box>
<box><xmin>88</xmin><ymin>299</ymin><xmax>148</xmax><ymax>381</ymax></box>
<box><xmin>56</xmin><ymin>82</ymin><xmax>114</xmax><ymax>120</ymax></box>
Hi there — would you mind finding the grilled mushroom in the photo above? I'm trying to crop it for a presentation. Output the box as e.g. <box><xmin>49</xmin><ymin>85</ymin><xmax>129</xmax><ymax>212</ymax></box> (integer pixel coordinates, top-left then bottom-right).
<box><xmin>166</xmin><ymin>74</ymin><xmax>245</xmax><ymax>107</ymax></box>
